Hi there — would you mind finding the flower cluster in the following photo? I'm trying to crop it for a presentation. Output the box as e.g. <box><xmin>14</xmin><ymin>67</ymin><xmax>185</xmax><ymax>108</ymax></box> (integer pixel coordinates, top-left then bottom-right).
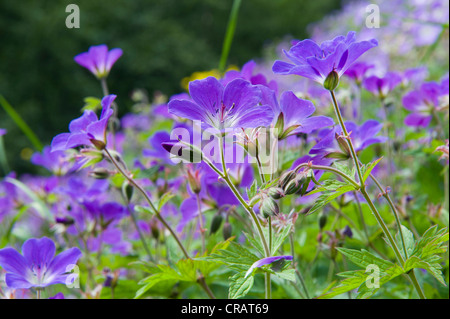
<box><xmin>1</xmin><ymin>0</ymin><xmax>448</xmax><ymax>300</ymax></box>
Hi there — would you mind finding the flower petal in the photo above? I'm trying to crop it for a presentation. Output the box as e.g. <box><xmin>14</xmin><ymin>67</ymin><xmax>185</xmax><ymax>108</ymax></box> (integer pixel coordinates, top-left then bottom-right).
<box><xmin>0</xmin><ymin>248</ymin><xmax>29</xmax><ymax>275</ymax></box>
<box><xmin>22</xmin><ymin>237</ymin><xmax>56</xmax><ymax>267</ymax></box>
<box><xmin>189</xmin><ymin>77</ymin><xmax>223</xmax><ymax>115</ymax></box>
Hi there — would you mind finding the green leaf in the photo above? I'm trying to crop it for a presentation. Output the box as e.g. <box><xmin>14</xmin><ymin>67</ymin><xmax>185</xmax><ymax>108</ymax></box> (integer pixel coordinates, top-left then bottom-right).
<box><xmin>246</xmin><ymin>180</ymin><xmax>258</xmax><ymax>200</ymax></box>
<box><xmin>134</xmin><ymin>205</ymin><xmax>155</xmax><ymax>215</ymax></box>
<box><xmin>271</xmin><ymin>224</ymin><xmax>292</xmax><ymax>255</ymax></box>
<box><xmin>157</xmin><ymin>192</ymin><xmax>175</xmax><ymax>211</ymax></box>
<box><xmin>338</xmin><ymin>248</ymin><xmax>395</xmax><ymax>272</ymax></box>
<box><xmin>0</xmin><ymin>94</ymin><xmax>43</xmax><ymax>151</ymax></box>
<box><xmin>228</xmin><ymin>272</ymin><xmax>254</xmax><ymax>299</ymax></box>
<box><xmin>82</xmin><ymin>97</ymin><xmax>101</xmax><ymax>112</ymax></box>
<box><xmin>271</xmin><ymin>268</ymin><xmax>296</xmax><ymax>282</ymax></box>
<box><xmin>307</xmin><ymin>183</ymin><xmax>357</xmax><ymax>216</ymax></box>
<box><xmin>404</xmin><ymin>256</ymin><xmax>446</xmax><ymax>286</ymax></box>
<box><xmin>135</xmin><ymin>258</ymin><xmax>201</xmax><ymax>299</ymax></box>
<box><xmin>361</xmin><ymin>157</ymin><xmax>383</xmax><ymax>183</ymax></box>
<box><xmin>332</xmin><ymin>161</ymin><xmax>355</xmax><ymax>179</ymax></box>
<box><xmin>395</xmin><ymin>225</ymin><xmax>415</xmax><ymax>259</ymax></box>
<box><xmin>208</xmin><ymin>241</ymin><xmax>260</xmax><ymax>272</ymax></box>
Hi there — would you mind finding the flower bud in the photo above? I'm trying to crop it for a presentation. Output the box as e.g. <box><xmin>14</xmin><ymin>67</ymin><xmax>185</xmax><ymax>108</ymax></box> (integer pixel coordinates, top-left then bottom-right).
<box><xmin>323</xmin><ymin>70</ymin><xmax>340</xmax><ymax>91</ymax></box>
<box><xmin>209</xmin><ymin>213</ymin><xmax>223</xmax><ymax>235</ymax></box>
<box><xmin>55</xmin><ymin>216</ymin><xmax>75</xmax><ymax>226</ymax></box>
<box><xmin>90</xmin><ymin>167</ymin><xmax>110</xmax><ymax>179</ymax></box>
<box><xmin>90</xmin><ymin>139</ymin><xmax>106</xmax><ymax>150</ymax></box>
<box><xmin>284</xmin><ymin>174</ymin><xmax>307</xmax><ymax>195</ymax></box>
<box><xmin>260</xmin><ymin>197</ymin><xmax>279</xmax><ymax>218</ymax></box>
<box><xmin>268</xmin><ymin>187</ymin><xmax>285</xmax><ymax>200</ymax></box>
<box><xmin>274</xmin><ymin>112</ymin><xmax>284</xmax><ymax>138</ymax></box>
<box><xmin>122</xmin><ymin>182</ymin><xmax>133</xmax><ymax>202</ymax></box>
<box><xmin>223</xmin><ymin>222</ymin><xmax>232</xmax><ymax>240</ymax></box>
<box><xmin>278</xmin><ymin>170</ymin><xmax>297</xmax><ymax>189</ymax></box>
<box><xmin>318</xmin><ymin>213</ymin><xmax>327</xmax><ymax>230</ymax></box>
<box><xmin>150</xmin><ymin>219</ymin><xmax>160</xmax><ymax>240</ymax></box>
<box><xmin>342</xmin><ymin>225</ymin><xmax>353</xmax><ymax>239</ymax></box>
<box><xmin>187</xmin><ymin>169</ymin><xmax>201</xmax><ymax>194</ymax></box>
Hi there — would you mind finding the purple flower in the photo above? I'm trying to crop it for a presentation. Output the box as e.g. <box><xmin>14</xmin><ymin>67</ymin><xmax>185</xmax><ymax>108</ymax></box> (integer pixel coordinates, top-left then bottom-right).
<box><xmin>362</xmin><ymin>72</ymin><xmax>403</xmax><ymax>98</ymax></box>
<box><xmin>0</xmin><ymin>128</ymin><xmax>6</xmax><ymax>136</ymax></box>
<box><xmin>168</xmin><ymin>77</ymin><xmax>273</xmax><ymax>130</ymax></box>
<box><xmin>343</xmin><ymin>61</ymin><xmax>374</xmax><ymax>84</ymax></box>
<box><xmin>260</xmin><ymin>86</ymin><xmax>334</xmax><ymax>138</ymax></box>
<box><xmin>74</xmin><ymin>44</ymin><xmax>123</xmax><ymax>79</ymax></box>
<box><xmin>0</xmin><ymin>237</ymin><xmax>82</xmax><ymax>289</ymax></box>
<box><xmin>51</xmin><ymin>95</ymin><xmax>116</xmax><ymax>151</ymax></box>
<box><xmin>143</xmin><ymin>131</ymin><xmax>173</xmax><ymax>164</ymax></box>
<box><xmin>31</xmin><ymin>146</ymin><xmax>81</xmax><ymax>175</ymax></box>
<box><xmin>245</xmin><ymin>255</ymin><xmax>293</xmax><ymax>278</ymax></box>
<box><xmin>310</xmin><ymin>120</ymin><xmax>387</xmax><ymax>159</ymax></box>
<box><xmin>273</xmin><ymin>31</ymin><xmax>378</xmax><ymax>88</ymax></box>
<box><xmin>402</xmin><ymin>82</ymin><xmax>445</xmax><ymax>127</ymax></box>
<box><xmin>49</xmin><ymin>292</ymin><xmax>65</xmax><ymax>299</ymax></box>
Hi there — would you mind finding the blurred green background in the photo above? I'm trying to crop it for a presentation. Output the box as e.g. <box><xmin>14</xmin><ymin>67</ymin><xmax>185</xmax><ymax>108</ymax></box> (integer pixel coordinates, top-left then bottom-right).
<box><xmin>0</xmin><ymin>0</ymin><xmax>340</xmax><ymax>174</ymax></box>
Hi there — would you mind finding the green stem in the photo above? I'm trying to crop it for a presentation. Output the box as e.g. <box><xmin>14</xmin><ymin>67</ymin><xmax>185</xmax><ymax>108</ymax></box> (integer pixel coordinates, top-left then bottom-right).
<box><xmin>196</xmin><ymin>193</ymin><xmax>206</xmax><ymax>254</ymax></box>
<box><xmin>104</xmin><ymin>148</ymin><xmax>188</xmax><ymax>258</ymax></box>
<box><xmin>256</xmin><ymin>155</ymin><xmax>266</xmax><ymax>184</ymax></box>
<box><xmin>329</xmin><ymin>89</ymin><xmax>426</xmax><ymax>299</ymax></box>
<box><xmin>218</xmin><ymin>0</ymin><xmax>242</xmax><ymax>73</ymax></box>
<box><xmin>127</xmin><ymin>204</ymin><xmax>154</xmax><ymax>262</ymax></box>
<box><xmin>210</xmin><ymin>137</ymin><xmax>272</xmax><ymax>299</ymax></box>
<box><xmin>265</xmin><ymin>273</ymin><xmax>271</xmax><ymax>299</ymax></box>
<box><xmin>329</xmin><ymin>90</ymin><xmax>364</xmax><ymax>184</ymax></box>
<box><xmin>0</xmin><ymin>135</ymin><xmax>10</xmax><ymax>176</ymax></box>
<box><xmin>293</xmin><ymin>163</ymin><xmax>360</xmax><ymax>189</ymax></box>
<box><xmin>0</xmin><ymin>94</ymin><xmax>43</xmax><ymax>151</ymax></box>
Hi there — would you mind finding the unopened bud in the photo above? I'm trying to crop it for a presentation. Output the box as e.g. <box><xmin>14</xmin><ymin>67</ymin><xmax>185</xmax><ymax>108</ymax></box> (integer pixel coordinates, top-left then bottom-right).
<box><xmin>274</xmin><ymin>112</ymin><xmax>284</xmax><ymax>138</ymax></box>
<box><xmin>268</xmin><ymin>187</ymin><xmax>285</xmax><ymax>200</ymax></box>
<box><xmin>323</xmin><ymin>70</ymin><xmax>340</xmax><ymax>91</ymax></box>
<box><xmin>260</xmin><ymin>197</ymin><xmax>279</xmax><ymax>218</ymax></box>
<box><xmin>187</xmin><ymin>170</ymin><xmax>201</xmax><ymax>194</ymax></box>
<box><xmin>122</xmin><ymin>182</ymin><xmax>134</xmax><ymax>202</ymax></box>
<box><xmin>284</xmin><ymin>174</ymin><xmax>306</xmax><ymax>195</ymax></box>
<box><xmin>150</xmin><ymin>219</ymin><xmax>160</xmax><ymax>240</ymax></box>
<box><xmin>278</xmin><ymin>171</ymin><xmax>296</xmax><ymax>189</ymax></box>
<box><xmin>90</xmin><ymin>139</ymin><xmax>106</xmax><ymax>150</ymax></box>
<box><xmin>209</xmin><ymin>213</ymin><xmax>223</xmax><ymax>235</ymax></box>
<box><xmin>223</xmin><ymin>222</ymin><xmax>232</xmax><ymax>240</ymax></box>
<box><xmin>318</xmin><ymin>214</ymin><xmax>327</xmax><ymax>230</ymax></box>
<box><xmin>90</xmin><ymin>167</ymin><xmax>110</xmax><ymax>179</ymax></box>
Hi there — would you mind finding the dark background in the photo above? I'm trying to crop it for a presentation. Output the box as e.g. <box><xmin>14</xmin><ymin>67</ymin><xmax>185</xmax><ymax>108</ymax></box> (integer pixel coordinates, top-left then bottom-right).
<box><xmin>0</xmin><ymin>0</ymin><xmax>341</xmax><ymax>174</ymax></box>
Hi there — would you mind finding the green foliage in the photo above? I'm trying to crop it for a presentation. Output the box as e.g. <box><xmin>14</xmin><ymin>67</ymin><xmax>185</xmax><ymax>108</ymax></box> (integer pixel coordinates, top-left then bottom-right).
<box><xmin>306</xmin><ymin>179</ymin><xmax>358</xmax><ymax>215</ymax></box>
<box><xmin>135</xmin><ymin>239</ymin><xmax>232</xmax><ymax>298</ymax></box>
<box><xmin>319</xmin><ymin>226</ymin><xmax>449</xmax><ymax>299</ymax></box>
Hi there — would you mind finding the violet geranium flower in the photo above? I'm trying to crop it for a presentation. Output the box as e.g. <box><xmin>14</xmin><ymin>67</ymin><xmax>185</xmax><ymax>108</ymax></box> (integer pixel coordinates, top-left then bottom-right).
<box><xmin>245</xmin><ymin>255</ymin><xmax>293</xmax><ymax>278</ymax></box>
<box><xmin>260</xmin><ymin>86</ymin><xmax>334</xmax><ymax>139</ymax></box>
<box><xmin>310</xmin><ymin>120</ymin><xmax>387</xmax><ymax>160</ymax></box>
<box><xmin>273</xmin><ymin>31</ymin><xmax>378</xmax><ymax>89</ymax></box>
<box><xmin>168</xmin><ymin>77</ymin><xmax>274</xmax><ymax>131</ymax></box>
<box><xmin>0</xmin><ymin>237</ymin><xmax>82</xmax><ymax>289</ymax></box>
<box><xmin>51</xmin><ymin>94</ymin><xmax>116</xmax><ymax>151</ymax></box>
<box><xmin>343</xmin><ymin>61</ymin><xmax>374</xmax><ymax>85</ymax></box>
<box><xmin>74</xmin><ymin>44</ymin><xmax>123</xmax><ymax>79</ymax></box>
<box><xmin>402</xmin><ymin>81</ymin><xmax>448</xmax><ymax>128</ymax></box>
<box><xmin>362</xmin><ymin>72</ymin><xmax>403</xmax><ymax>99</ymax></box>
